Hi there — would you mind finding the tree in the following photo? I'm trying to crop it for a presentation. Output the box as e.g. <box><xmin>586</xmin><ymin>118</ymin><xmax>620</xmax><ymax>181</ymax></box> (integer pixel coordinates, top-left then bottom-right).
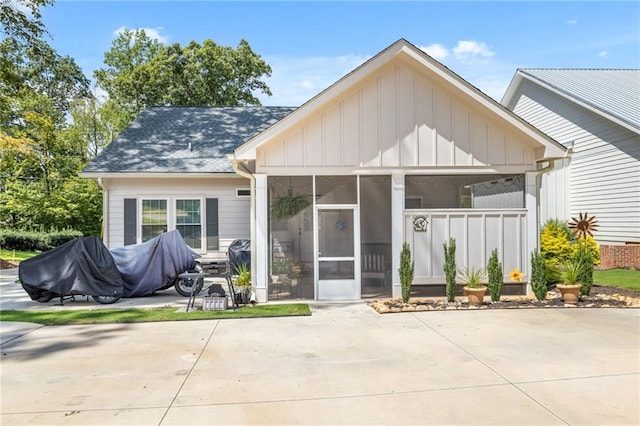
<box><xmin>1</xmin><ymin>0</ymin><xmax>52</xmax><ymax>47</ymax></box>
<box><xmin>94</xmin><ymin>30</ymin><xmax>273</xmax><ymax>131</ymax></box>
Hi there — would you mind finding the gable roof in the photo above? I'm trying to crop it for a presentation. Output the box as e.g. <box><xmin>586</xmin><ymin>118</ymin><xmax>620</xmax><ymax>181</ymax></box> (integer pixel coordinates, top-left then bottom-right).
<box><xmin>82</xmin><ymin>106</ymin><xmax>295</xmax><ymax>176</ymax></box>
<box><xmin>235</xmin><ymin>38</ymin><xmax>566</xmax><ymax>161</ymax></box>
<box><xmin>502</xmin><ymin>69</ymin><xmax>640</xmax><ymax>134</ymax></box>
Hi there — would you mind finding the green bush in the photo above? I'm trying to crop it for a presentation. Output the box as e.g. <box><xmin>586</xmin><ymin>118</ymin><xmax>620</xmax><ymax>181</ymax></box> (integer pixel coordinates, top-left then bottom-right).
<box><xmin>487</xmin><ymin>249</ymin><xmax>503</xmax><ymax>302</ymax></box>
<box><xmin>443</xmin><ymin>238</ymin><xmax>457</xmax><ymax>303</ymax></box>
<box><xmin>574</xmin><ymin>244</ymin><xmax>594</xmax><ymax>295</ymax></box>
<box><xmin>531</xmin><ymin>250</ymin><xmax>548</xmax><ymax>301</ymax></box>
<box><xmin>399</xmin><ymin>242</ymin><xmax>414</xmax><ymax>303</ymax></box>
<box><xmin>0</xmin><ymin>229</ymin><xmax>82</xmax><ymax>251</ymax></box>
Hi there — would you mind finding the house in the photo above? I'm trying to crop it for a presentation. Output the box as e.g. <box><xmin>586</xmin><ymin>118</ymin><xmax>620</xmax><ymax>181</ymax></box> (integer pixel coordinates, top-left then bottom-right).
<box><xmin>502</xmin><ymin>69</ymin><xmax>640</xmax><ymax>269</ymax></box>
<box><xmin>83</xmin><ymin>39</ymin><xmax>566</xmax><ymax>302</ymax></box>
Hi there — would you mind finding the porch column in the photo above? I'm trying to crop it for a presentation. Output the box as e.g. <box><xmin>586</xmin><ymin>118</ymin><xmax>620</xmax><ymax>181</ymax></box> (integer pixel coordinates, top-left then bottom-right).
<box><xmin>391</xmin><ymin>174</ymin><xmax>404</xmax><ymax>299</ymax></box>
<box><xmin>525</xmin><ymin>171</ymin><xmax>538</xmax><ymax>296</ymax></box>
<box><xmin>254</xmin><ymin>174</ymin><xmax>269</xmax><ymax>303</ymax></box>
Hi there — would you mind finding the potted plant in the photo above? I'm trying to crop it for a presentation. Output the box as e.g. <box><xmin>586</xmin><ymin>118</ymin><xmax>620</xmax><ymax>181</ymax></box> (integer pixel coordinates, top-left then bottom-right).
<box><xmin>556</xmin><ymin>257</ymin><xmax>587</xmax><ymax>304</ymax></box>
<box><xmin>458</xmin><ymin>266</ymin><xmax>487</xmax><ymax>306</ymax></box>
<box><xmin>270</xmin><ymin>188</ymin><xmax>311</xmax><ymax>219</ymax></box>
<box><xmin>272</xmin><ymin>258</ymin><xmax>291</xmax><ymax>281</ymax></box>
<box><xmin>234</xmin><ymin>263</ymin><xmax>252</xmax><ymax>304</ymax></box>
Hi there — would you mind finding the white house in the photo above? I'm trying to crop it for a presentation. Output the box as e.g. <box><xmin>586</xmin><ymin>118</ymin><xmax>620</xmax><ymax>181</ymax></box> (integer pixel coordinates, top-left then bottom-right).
<box><xmin>502</xmin><ymin>69</ymin><xmax>640</xmax><ymax>269</ymax></box>
<box><xmin>83</xmin><ymin>39</ymin><xmax>567</xmax><ymax>302</ymax></box>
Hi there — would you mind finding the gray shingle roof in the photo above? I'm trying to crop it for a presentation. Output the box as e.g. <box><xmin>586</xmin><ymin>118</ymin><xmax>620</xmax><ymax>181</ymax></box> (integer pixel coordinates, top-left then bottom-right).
<box><xmin>518</xmin><ymin>69</ymin><xmax>640</xmax><ymax>132</ymax></box>
<box><xmin>83</xmin><ymin>106</ymin><xmax>296</xmax><ymax>174</ymax></box>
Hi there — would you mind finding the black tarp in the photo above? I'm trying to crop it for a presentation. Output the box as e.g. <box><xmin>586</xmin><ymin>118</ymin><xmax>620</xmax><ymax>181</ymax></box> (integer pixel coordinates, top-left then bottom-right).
<box><xmin>228</xmin><ymin>239</ymin><xmax>250</xmax><ymax>274</ymax></box>
<box><xmin>19</xmin><ymin>237</ymin><xmax>124</xmax><ymax>302</ymax></box>
<box><xmin>110</xmin><ymin>230</ymin><xmax>200</xmax><ymax>297</ymax></box>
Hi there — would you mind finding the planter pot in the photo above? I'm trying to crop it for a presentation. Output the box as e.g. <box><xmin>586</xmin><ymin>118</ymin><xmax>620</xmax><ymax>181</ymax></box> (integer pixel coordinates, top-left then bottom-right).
<box><xmin>464</xmin><ymin>286</ymin><xmax>487</xmax><ymax>306</ymax></box>
<box><xmin>271</xmin><ymin>275</ymin><xmax>279</xmax><ymax>284</ymax></box>
<box><xmin>558</xmin><ymin>284</ymin><xmax>581</xmax><ymax>304</ymax></box>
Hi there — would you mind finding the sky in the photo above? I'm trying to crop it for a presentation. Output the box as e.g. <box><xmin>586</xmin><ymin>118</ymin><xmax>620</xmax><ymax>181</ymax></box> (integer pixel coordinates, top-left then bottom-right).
<box><xmin>40</xmin><ymin>1</ymin><xmax>640</xmax><ymax>105</ymax></box>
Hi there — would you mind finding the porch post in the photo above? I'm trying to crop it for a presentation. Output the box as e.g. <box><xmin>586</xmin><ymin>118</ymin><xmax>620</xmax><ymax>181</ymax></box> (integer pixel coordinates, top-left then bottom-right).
<box><xmin>525</xmin><ymin>172</ymin><xmax>538</xmax><ymax>296</ymax></box>
<box><xmin>391</xmin><ymin>174</ymin><xmax>404</xmax><ymax>299</ymax></box>
<box><xmin>254</xmin><ymin>174</ymin><xmax>269</xmax><ymax>303</ymax></box>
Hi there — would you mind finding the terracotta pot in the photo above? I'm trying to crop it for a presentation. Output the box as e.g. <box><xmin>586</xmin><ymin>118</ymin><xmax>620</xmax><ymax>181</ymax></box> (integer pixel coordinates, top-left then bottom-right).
<box><xmin>464</xmin><ymin>286</ymin><xmax>487</xmax><ymax>305</ymax></box>
<box><xmin>558</xmin><ymin>284</ymin><xmax>581</xmax><ymax>304</ymax></box>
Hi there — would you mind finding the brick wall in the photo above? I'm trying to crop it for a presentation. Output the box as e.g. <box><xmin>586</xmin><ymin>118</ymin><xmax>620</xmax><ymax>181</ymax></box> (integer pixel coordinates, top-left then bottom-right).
<box><xmin>598</xmin><ymin>245</ymin><xmax>640</xmax><ymax>270</ymax></box>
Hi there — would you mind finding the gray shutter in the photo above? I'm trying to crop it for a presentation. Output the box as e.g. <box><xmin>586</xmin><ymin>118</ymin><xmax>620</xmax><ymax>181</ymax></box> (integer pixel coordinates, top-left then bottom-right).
<box><xmin>124</xmin><ymin>198</ymin><xmax>137</xmax><ymax>245</ymax></box>
<box><xmin>206</xmin><ymin>198</ymin><xmax>219</xmax><ymax>251</ymax></box>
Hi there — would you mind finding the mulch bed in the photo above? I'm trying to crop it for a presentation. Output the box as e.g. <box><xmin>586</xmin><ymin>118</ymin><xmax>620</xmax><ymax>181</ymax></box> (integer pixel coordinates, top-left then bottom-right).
<box><xmin>369</xmin><ymin>285</ymin><xmax>640</xmax><ymax>313</ymax></box>
<box><xmin>0</xmin><ymin>259</ymin><xmax>18</xmax><ymax>269</ymax></box>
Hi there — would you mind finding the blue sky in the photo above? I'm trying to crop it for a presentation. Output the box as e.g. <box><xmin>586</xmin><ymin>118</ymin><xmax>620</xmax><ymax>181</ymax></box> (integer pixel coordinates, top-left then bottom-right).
<box><xmin>42</xmin><ymin>1</ymin><xmax>639</xmax><ymax>105</ymax></box>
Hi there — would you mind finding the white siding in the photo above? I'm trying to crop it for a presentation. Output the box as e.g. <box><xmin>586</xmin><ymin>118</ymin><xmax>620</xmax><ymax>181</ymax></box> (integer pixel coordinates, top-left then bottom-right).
<box><xmin>404</xmin><ymin>210</ymin><xmax>528</xmax><ymax>284</ymax></box>
<box><xmin>257</xmin><ymin>61</ymin><xmax>538</xmax><ymax>171</ymax></box>
<box><xmin>511</xmin><ymin>80</ymin><xmax>640</xmax><ymax>244</ymax></box>
<box><xmin>103</xmin><ymin>177</ymin><xmax>251</xmax><ymax>253</ymax></box>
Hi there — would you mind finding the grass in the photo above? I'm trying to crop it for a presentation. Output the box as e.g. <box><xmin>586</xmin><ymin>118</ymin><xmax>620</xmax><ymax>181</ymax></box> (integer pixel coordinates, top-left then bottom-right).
<box><xmin>0</xmin><ymin>303</ymin><xmax>311</xmax><ymax>325</ymax></box>
<box><xmin>0</xmin><ymin>249</ymin><xmax>38</xmax><ymax>264</ymax></box>
<box><xmin>593</xmin><ymin>269</ymin><xmax>640</xmax><ymax>291</ymax></box>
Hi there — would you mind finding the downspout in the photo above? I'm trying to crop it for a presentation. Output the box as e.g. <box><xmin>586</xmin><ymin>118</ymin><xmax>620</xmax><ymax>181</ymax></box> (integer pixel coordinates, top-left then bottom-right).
<box><xmin>534</xmin><ymin>147</ymin><xmax>573</xmax><ymax>244</ymax></box>
<box><xmin>97</xmin><ymin>177</ymin><xmax>109</xmax><ymax>247</ymax></box>
<box><xmin>231</xmin><ymin>160</ymin><xmax>257</xmax><ymax>295</ymax></box>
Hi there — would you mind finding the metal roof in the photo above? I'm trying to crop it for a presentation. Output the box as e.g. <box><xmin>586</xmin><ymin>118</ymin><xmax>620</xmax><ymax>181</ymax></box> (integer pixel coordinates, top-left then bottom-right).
<box><xmin>82</xmin><ymin>106</ymin><xmax>296</xmax><ymax>174</ymax></box>
<box><xmin>517</xmin><ymin>69</ymin><xmax>640</xmax><ymax>132</ymax></box>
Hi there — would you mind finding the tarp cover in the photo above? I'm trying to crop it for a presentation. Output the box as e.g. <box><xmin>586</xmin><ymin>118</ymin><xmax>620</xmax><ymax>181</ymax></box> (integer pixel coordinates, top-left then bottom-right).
<box><xmin>19</xmin><ymin>236</ymin><xmax>124</xmax><ymax>302</ymax></box>
<box><xmin>110</xmin><ymin>230</ymin><xmax>200</xmax><ymax>297</ymax></box>
<box><xmin>228</xmin><ymin>239</ymin><xmax>250</xmax><ymax>274</ymax></box>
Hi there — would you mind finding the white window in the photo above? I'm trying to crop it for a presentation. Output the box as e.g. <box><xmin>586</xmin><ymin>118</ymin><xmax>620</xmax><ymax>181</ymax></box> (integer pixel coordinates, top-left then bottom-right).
<box><xmin>176</xmin><ymin>199</ymin><xmax>203</xmax><ymax>250</ymax></box>
<box><xmin>141</xmin><ymin>199</ymin><xmax>168</xmax><ymax>242</ymax></box>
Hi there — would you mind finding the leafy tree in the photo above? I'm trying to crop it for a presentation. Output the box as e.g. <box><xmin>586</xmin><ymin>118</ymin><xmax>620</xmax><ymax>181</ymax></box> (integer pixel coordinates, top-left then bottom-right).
<box><xmin>0</xmin><ymin>0</ymin><xmax>52</xmax><ymax>46</ymax></box>
<box><xmin>94</xmin><ymin>30</ymin><xmax>273</xmax><ymax>131</ymax></box>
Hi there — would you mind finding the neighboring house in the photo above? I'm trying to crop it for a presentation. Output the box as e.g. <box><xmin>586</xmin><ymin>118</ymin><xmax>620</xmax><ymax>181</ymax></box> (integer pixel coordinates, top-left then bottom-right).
<box><xmin>83</xmin><ymin>39</ymin><xmax>566</xmax><ymax>302</ymax></box>
<box><xmin>502</xmin><ymin>69</ymin><xmax>640</xmax><ymax>269</ymax></box>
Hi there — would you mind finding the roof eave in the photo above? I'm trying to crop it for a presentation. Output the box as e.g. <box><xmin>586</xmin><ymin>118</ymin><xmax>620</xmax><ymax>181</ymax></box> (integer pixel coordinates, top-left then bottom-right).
<box><xmin>79</xmin><ymin>171</ymin><xmax>241</xmax><ymax>179</ymax></box>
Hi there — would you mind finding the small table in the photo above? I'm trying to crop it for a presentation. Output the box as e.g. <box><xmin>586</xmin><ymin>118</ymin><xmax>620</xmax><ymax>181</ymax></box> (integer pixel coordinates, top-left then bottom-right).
<box><xmin>178</xmin><ymin>272</ymin><xmax>206</xmax><ymax>312</ymax></box>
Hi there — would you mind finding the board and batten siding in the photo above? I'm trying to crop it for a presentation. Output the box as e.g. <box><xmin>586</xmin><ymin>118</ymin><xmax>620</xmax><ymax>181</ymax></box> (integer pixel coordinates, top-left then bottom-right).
<box><xmin>103</xmin><ymin>177</ymin><xmax>250</xmax><ymax>252</ymax></box>
<box><xmin>257</xmin><ymin>61</ymin><xmax>538</xmax><ymax>171</ymax></box>
<box><xmin>510</xmin><ymin>80</ymin><xmax>640</xmax><ymax>244</ymax></box>
<box><xmin>404</xmin><ymin>210</ymin><xmax>528</xmax><ymax>284</ymax></box>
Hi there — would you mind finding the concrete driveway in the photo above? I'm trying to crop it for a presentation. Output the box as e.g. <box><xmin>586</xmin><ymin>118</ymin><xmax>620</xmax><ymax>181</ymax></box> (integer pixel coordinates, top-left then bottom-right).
<box><xmin>1</xmin><ymin>268</ymin><xmax>639</xmax><ymax>425</ymax></box>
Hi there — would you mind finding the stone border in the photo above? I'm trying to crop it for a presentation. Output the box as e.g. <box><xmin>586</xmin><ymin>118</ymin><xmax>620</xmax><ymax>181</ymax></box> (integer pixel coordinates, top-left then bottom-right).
<box><xmin>369</xmin><ymin>291</ymin><xmax>640</xmax><ymax>313</ymax></box>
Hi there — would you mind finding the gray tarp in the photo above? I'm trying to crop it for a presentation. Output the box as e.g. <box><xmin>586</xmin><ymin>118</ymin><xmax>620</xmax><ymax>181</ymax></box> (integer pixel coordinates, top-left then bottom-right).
<box><xmin>19</xmin><ymin>236</ymin><xmax>124</xmax><ymax>302</ymax></box>
<box><xmin>110</xmin><ymin>230</ymin><xmax>200</xmax><ymax>297</ymax></box>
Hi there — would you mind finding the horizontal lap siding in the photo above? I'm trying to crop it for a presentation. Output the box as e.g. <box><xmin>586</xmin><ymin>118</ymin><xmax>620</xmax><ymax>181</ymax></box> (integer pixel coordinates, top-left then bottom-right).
<box><xmin>104</xmin><ymin>177</ymin><xmax>250</xmax><ymax>252</ymax></box>
<box><xmin>511</xmin><ymin>82</ymin><xmax>640</xmax><ymax>244</ymax></box>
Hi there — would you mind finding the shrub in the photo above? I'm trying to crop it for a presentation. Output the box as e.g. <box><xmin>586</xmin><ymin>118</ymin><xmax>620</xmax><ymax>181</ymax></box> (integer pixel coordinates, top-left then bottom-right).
<box><xmin>443</xmin><ymin>238</ymin><xmax>457</xmax><ymax>303</ymax></box>
<box><xmin>540</xmin><ymin>219</ymin><xmax>574</xmax><ymax>267</ymax></box>
<box><xmin>573</xmin><ymin>236</ymin><xmax>600</xmax><ymax>266</ymax></box>
<box><xmin>399</xmin><ymin>242</ymin><xmax>414</xmax><ymax>303</ymax></box>
<box><xmin>0</xmin><ymin>229</ymin><xmax>82</xmax><ymax>251</ymax></box>
<box><xmin>574</xmin><ymin>243</ymin><xmax>594</xmax><ymax>295</ymax></box>
<box><xmin>487</xmin><ymin>249</ymin><xmax>503</xmax><ymax>302</ymax></box>
<box><xmin>531</xmin><ymin>250</ymin><xmax>547</xmax><ymax>301</ymax></box>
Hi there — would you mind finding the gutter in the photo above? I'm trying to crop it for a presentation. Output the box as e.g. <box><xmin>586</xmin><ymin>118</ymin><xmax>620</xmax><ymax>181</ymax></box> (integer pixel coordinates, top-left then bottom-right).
<box><xmin>97</xmin><ymin>177</ymin><xmax>109</xmax><ymax>247</ymax></box>
<box><xmin>533</xmin><ymin>147</ymin><xmax>573</xmax><ymax>241</ymax></box>
<box><xmin>231</xmin><ymin>159</ymin><xmax>257</xmax><ymax>294</ymax></box>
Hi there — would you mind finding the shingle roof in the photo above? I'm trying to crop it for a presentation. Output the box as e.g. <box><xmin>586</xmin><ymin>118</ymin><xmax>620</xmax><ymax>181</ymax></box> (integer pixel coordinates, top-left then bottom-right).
<box><xmin>82</xmin><ymin>106</ymin><xmax>296</xmax><ymax>174</ymax></box>
<box><xmin>517</xmin><ymin>69</ymin><xmax>640</xmax><ymax>132</ymax></box>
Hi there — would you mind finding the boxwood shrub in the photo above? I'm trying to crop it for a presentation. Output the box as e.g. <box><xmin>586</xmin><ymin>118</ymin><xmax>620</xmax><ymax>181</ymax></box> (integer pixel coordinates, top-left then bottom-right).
<box><xmin>0</xmin><ymin>230</ymin><xmax>83</xmax><ymax>251</ymax></box>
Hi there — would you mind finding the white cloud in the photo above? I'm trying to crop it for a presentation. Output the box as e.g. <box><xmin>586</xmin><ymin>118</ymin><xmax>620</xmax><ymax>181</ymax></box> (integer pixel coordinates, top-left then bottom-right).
<box><xmin>567</xmin><ymin>19</ymin><xmax>578</xmax><ymax>25</ymax></box>
<box><xmin>453</xmin><ymin>40</ymin><xmax>495</xmax><ymax>64</ymax></box>
<box><xmin>419</xmin><ymin>44</ymin><xmax>449</xmax><ymax>60</ymax></box>
<box><xmin>597</xmin><ymin>50</ymin><xmax>608</xmax><ymax>57</ymax></box>
<box><xmin>258</xmin><ymin>54</ymin><xmax>371</xmax><ymax>106</ymax></box>
<box><xmin>113</xmin><ymin>26</ymin><xmax>169</xmax><ymax>44</ymax></box>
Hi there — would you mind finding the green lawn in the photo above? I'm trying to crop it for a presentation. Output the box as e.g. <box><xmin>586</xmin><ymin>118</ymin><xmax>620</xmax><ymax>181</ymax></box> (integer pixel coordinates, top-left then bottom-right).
<box><xmin>0</xmin><ymin>303</ymin><xmax>311</xmax><ymax>325</ymax></box>
<box><xmin>593</xmin><ymin>269</ymin><xmax>640</xmax><ymax>291</ymax></box>
<box><xmin>0</xmin><ymin>249</ymin><xmax>38</xmax><ymax>264</ymax></box>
